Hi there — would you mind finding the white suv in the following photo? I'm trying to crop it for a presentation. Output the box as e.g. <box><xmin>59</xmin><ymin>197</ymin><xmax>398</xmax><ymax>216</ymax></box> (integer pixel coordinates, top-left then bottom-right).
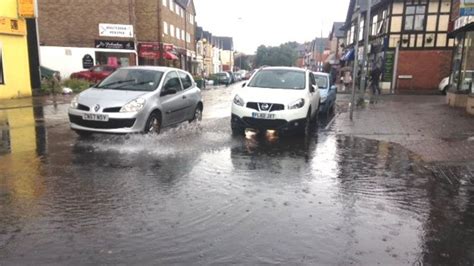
<box><xmin>231</xmin><ymin>67</ymin><xmax>320</xmax><ymax>135</ymax></box>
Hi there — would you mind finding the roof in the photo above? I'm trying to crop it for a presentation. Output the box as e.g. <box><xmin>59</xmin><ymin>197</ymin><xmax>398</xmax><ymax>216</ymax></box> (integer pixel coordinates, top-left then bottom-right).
<box><xmin>175</xmin><ymin>0</ymin><xmax>190</xmax><ymax>8</ymax></box>
<box><xmin>330</xmin><ymin>22</ymin><xmax>345</xmax><ymax>40</ymax></box>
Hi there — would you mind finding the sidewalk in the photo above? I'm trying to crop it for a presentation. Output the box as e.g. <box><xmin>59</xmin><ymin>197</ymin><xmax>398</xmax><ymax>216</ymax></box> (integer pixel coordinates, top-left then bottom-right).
<box><xmin>0</xmin><ymin>94</ymin><xmax>73</xmax><ymax>110</ymax></box>
<box><xmin>333</xmin><ymin>94</ymin><xmax>474</xmax><ymax>163</ymax></box>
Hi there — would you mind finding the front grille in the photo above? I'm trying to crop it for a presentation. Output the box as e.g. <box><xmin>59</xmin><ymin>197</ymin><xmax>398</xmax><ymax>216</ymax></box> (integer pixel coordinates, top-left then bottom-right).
<box><xmin>69</xmin><ymin>115</ymin><xmax>136</xmax><ymax>129</ymax></box>
<box><xmin>246</xmin><ymin>102</ymin><xmax>285</xmax><ymax>112</ymax></box>
<box><xmin>77</xmin><ymin>104</ymin><xmax>90</xmax><ymax>111</ymax></box>
<box><xmin>242</xmin><ymin>117</ymin><xmax>288</xmax><ymax>129</ymax></box>
<box><xmin>103</xmin><ymin>107</ymin><xmax>122</xmax><ymax>113</ymax></box>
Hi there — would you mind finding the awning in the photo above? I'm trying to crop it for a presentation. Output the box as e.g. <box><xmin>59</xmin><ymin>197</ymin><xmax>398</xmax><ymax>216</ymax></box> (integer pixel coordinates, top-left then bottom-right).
<box><xmin>448</xmin><ymin>21</ymin><xmax>474</xmax><ymax>38</ymax></box>
<box><xmin>139</xmin><ymin>51</ymin><xmax>179</xmax><ymax>60</ymax></box>
<box><xmin>341</xmin><ymin>49</ymin><xmax>355</xmax><ymax>61</ymax></box>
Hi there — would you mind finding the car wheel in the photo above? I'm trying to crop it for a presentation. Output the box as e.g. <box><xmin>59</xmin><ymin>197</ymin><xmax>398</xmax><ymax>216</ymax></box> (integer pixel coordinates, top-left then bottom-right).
<box><xmin>442</xmin><ymin>86</ymin><xmax>449</xmax><ymax>95</ymax></box>
<box><xmin>297</xmin><ymin>109</ymin><xmax>312</xmax><ymax>136</ymax></box>
<box><xmin>145</xmin><ymin>112</ymin><xmax>161</xmax><ymax>135</ymax></box>
<box><xmin>190</xmin><ymin>105</ymin><xmax>203</xmax><ymax>123</ymax></box>
<box><xmin>74</xmin><ymin>130</ymin><xmax>92</xmax><ymax>138</ymax></box>
<box><xmin>231</xmin><ymin>122</ymin><xmax>244</xmax><ymax>136</ymax></box>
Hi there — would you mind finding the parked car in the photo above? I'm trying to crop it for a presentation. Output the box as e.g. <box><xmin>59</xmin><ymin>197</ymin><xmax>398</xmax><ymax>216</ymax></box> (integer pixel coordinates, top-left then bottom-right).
<box><xmin>439</xmin><ymin>76</ymin><xmax>450</xmax><ymax>95</ymax></box>
<box><xmin>68</xmin><ymin>66</ymin><xmax>203</xmax><ymax>136</ymax></box>
<box><xmin>234</xmin><ymin>73</ymin><xmax>243</xmax><ymax>82</ymax></box>
<box><xmin>313</xmin><ymin>72</ymin><xmax>337</xmax><ymax>114</ymax></box>
<box><xmin>231</xmin><ymin>67</ymin><xmax>320</xmax><ymax>136</ymax></box>
<box><xmin>243</xmin><ymin>69</ymin><xmax>256</xmax><ymax>80</ymax></box>
<box><xmin>70</xmin><ymin>65</ymin><xmax>118</xmax><ymax>84</ymax></box>
<box><xmin>226</xmin><ymin>71</ymin><xmax>236</xmax><ymax>83</ymax></box>
<box><xmin>212</xmin><ymin>72</ymin><xmax>232</xmax><ymax>85</ymax></box>
<box><xmin>40</xmin><ymin>66</ymin><xmax>60</xmax><ymax>80</ymax></box>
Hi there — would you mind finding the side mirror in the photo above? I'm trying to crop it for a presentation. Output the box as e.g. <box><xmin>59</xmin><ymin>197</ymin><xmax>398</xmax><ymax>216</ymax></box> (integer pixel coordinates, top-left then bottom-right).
<box><xmin>161</xmin><ymin>88</ymin><xmax>177</xmax><ymax>96</ymax></box>
<box><xmin>242</xmin><ymin>82</ymin><xmax>247</xmax><ymax>88</ymax></box>
<box><xmin>310</xmin><ymin>85</ymin><xmax>316</xmax><ymax>93</ymax></box>
<box><xmin>330</xmin><ymin>85</ymin><xmax>337</xmax><ymax>91</ymax></box>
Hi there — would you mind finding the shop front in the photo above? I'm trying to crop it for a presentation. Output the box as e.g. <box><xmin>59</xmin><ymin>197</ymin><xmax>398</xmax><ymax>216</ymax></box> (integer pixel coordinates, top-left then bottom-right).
<box><xmin>94</xmin><ymin>40</ymin><xmax>136</xmax><ymax>67</ymax></box>
<box><xmin>448</xmin><ymin>14</ymin><xmax>474</xmax><ymax>113</ymax></box>
<box><xmin>138</xmin><ymin>42</ymin><xmax>179</xmax><ymax>67</ymax></box>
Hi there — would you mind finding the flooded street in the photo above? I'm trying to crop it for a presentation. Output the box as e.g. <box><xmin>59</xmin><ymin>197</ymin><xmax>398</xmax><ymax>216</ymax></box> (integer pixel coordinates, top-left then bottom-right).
<box><xmin>1</xmin><ymin>85</ymin><xmax>474</xmax><ymax>265</ymax></box>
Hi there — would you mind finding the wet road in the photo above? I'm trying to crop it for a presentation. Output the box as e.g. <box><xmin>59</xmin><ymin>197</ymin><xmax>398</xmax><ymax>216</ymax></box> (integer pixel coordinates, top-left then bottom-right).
<box><xmin>1</xmin><ymin>84</ymin><xmax>474</xmax><ymax>265</ymax></box>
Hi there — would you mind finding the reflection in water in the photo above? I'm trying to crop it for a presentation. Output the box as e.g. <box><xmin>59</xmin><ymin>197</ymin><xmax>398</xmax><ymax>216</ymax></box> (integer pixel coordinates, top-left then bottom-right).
<box><xmin>1</xmin><ymin>107</ymin><xmax>474</xmax><ymax>264</ymax></box>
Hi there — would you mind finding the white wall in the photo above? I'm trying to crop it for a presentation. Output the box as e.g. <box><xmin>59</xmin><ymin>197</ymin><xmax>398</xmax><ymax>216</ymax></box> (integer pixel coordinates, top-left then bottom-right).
<box><xmin>39</xmin><ymin>46</ymin><xmax>137</xmax><ymax>79</ymax></box>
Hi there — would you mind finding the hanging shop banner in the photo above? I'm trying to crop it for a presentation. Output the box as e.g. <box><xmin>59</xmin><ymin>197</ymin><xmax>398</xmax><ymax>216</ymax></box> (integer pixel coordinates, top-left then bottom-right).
<box><xmin>82</xmin><ymin>54</ymin><xmax>94</xmax><ymax>69</ymax></box>
<box><xmin>383</xmin><ymin>51</ymin><xmax>395</xmax><ymax>83</ymax></box>
<box><xmin>0</xmin><ymin>17</ymin><xmax>26</xmax><ymax>35</ymax></box>
<box><xmin>95</xmin><ymin>40</ymin><xmax>135</xmax><ymax>50</ymax></box>
<box><xmin>18</xmin><ymin>0</ymin><xmax>35</xmax><ymax>18</ymax></box>
<box><xmin>461</xmin><ymin>0</ymin><xmax>474</xmax><ymax>16</ymax></box>
<box><xmin>99</xmin><ymin>24</ymin><xmax>134</xmax><ymax>38</ymax></box>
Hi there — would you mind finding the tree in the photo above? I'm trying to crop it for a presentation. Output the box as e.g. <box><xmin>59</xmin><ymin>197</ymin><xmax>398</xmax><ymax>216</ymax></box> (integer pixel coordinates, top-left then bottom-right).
<box><xmin>254</xmin><ymin>44</ymin><xmax>298</xmax><ymax>68</ymax></box>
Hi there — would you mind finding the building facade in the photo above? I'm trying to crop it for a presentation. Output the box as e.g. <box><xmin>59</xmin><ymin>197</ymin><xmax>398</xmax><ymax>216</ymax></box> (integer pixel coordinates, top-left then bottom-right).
<box><xmin>342</xmin><ymin>0</ymin><xmax>455</xmax><ymax>92</ymax></box>
<box><xmin>0</xmin><ymin>0</ymin><xmax>40</xmax><ymax>99</ymax></box>
<box><xmin>37</xmin><ymin>0</ymin><xmax>196</xmax><ymax>78</ymax></box>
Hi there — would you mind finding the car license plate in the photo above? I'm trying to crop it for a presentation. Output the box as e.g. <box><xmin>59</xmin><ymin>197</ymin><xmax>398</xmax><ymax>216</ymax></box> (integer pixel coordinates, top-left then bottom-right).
<box><xmin>82</xmin><ymin>113</ymin><xmax>109</xmax><ymax>122</ymax></box>
<box><xmin>252</xmin><ymin>112</ymin><xmax>275</xmax><ymax>120</ymax></box>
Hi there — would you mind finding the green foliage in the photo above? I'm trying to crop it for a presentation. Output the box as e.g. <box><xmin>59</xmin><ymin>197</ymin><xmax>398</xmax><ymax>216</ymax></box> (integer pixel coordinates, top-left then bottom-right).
<box><xmin>62</xmin><ymin>79</ymin><xmax>91</xmax><ymax>93</ymax></box>
<box><xmin>254</xmin><ymin>43</ymin><xmax>298</xmax><ymax>68</ymax></box>
<box><xmin>40</xmin><ymin>78</ymin><xmax>91</xmax><ymax>95</ymax></box>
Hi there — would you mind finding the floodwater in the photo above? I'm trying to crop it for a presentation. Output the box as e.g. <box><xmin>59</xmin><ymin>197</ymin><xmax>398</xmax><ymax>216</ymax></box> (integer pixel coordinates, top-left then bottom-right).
<box><xmin>1</xmin><ymin>86</ymin><xmax>474</xmax><ymax>265</ymax></box>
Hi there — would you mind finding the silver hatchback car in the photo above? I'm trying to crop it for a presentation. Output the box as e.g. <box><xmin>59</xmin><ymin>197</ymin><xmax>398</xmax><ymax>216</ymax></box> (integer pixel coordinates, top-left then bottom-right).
<box><xmin>68</xmin><ymin>66</ymin><xmax>203</xmax><ymax>136</ymax></box>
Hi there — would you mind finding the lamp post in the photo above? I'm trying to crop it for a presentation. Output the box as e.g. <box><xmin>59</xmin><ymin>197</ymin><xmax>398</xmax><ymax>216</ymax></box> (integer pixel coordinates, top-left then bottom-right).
<box><xmin>350</xmin><ymin>0</ymin><xmax>361</xmax><ymax>121</ymax></box>
<box><xmin>360</xmin><ymin>0</ymin><xmax>372</xmax><ymax>102</ymax></box>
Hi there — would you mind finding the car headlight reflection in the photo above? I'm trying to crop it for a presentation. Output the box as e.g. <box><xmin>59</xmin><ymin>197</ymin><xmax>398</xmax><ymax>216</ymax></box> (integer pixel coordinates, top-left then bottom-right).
<box><xmin>233</xmin><ymin>95</ymin><xmax>245</xmax><ymax>107</ymax></box>
<box><xmin>288</xmin><ymin>98</ymin><xmax>305</xmax><ymax>110</ymax></box>
<box><xmin>70</xmin><ymin>95</ymin><xmax>79</xmax><ymax>109</ymax></box>
<box><xmin>120</xmin><ymin>98</ymin><xmax>146</xmax><ymax>113</ymax></box>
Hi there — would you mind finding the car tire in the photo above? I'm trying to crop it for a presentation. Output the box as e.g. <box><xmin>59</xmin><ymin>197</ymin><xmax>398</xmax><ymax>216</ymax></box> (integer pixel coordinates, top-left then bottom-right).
<box><xmin>297</xmin><ymin>109</ymin><xmax>312</xmax><ymax>136</ymax></box>
<box><xmin>442</xmin><ymin>86</ymin><xmax>449</xmax><ymax>95</ymax></box>
<box><xmin>190</xmin><ymin>104</ymin><xmax>203</xmax><ymax>123</ymax></box>
<box><xmin>74</xmin><ymin>130</ymin><xmax>92</xmax><ymax>138</ymax></box>
<box><xmin>144</xmin><ymin>112</ymin><xmax>162</xmax><ymax>135</ymax></box>
<box><xmin>231</xmin><ymin>122</ymin><xmax>244</xmax><ymax>136</ymax></box>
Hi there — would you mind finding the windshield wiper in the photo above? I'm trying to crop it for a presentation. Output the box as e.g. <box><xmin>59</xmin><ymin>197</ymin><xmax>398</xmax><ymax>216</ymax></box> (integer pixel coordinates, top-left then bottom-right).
<box><xmin>97</xmin><ymin>79</ymin><xmax>136</xmax><ymax>89</ymax></box>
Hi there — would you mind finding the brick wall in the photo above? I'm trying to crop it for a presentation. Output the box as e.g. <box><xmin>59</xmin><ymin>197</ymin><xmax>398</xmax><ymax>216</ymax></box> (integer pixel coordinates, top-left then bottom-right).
<box><xmin>135</xmin><ymin>0</ymin><xmax>158</xmax><ymax>42</ymax></box>
<box><xmin>397</xmin><ymin>50</ymin><xmax>453</xmax><ymax>91</ymax></box>
<box><xmin>159</xmin><ymin>1</ymin><xmax>195</xmax><ymax>51</ymax></box>
<box><xmin>38</xmin><ymin>0</ymin><xmax>134</xmax><ymax>47</ymax></box>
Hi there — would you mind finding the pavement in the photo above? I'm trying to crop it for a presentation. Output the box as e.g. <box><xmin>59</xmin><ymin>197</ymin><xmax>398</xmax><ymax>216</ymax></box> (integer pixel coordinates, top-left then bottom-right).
<box><xmin>333</xmin><ymin>94</ymin><xmax>474</xmax><ymax>163</ymax></box>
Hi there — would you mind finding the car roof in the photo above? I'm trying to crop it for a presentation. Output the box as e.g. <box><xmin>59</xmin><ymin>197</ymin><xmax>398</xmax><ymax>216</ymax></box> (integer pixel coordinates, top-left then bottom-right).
<box><xmin>120</xmin><ymin>66</ymin><xmax>188</xmax><ymax>73</ymax></box>
<box><xmin>259</xmin><ymin>66</ymin><xmax>308</xmax><ymax>72</ymax></box>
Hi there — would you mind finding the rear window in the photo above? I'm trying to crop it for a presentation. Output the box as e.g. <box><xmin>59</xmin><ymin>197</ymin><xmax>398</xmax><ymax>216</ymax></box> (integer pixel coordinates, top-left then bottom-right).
<box><xmin>314</xmin><ymin>75</ymin><xmax>328</xmax><ymax>88</ymax></box>
<box><xmin>248</xmin><ymin>69</ymin><xmax>306</xmax><ymax>90</ymax></box>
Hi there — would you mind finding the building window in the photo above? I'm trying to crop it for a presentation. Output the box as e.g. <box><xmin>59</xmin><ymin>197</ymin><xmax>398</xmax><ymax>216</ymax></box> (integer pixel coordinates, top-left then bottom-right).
<box><xmin>163</xmin><ymin>21</ymin><xmax>168</xmax><ymax>35</ymax></box>
<box><xmin>186</xmin><ymin>32</ymin><xmax>191</xmax><ymax>43</ymax></box>
<box><xmin>190</xmin><ymin>14</ymin><xmax>194</xmax><ymax>25</ymax></box>
<box><xmin>404</xmin><ymin>5</ymin><xmax>426</xmax><ymax>31</ymax></box>
<box><xmin>162</xmin><ymin>0</ymin><xmax>167</xmax><ymax>7</ymax></box>
<box><xmin>170</xmin><ymin>1</ymin><xmax>174</xmax><ymax>12</ymax></box>
<box><xmin>181</xmin><ymin>29</ymin><xmax>185</xmax><ymax>41</ymax></box>
<box><xmin>0</xmin><ymin>42</ymin><xmax>4</xmax><ymax>85</ymax></box>
<box><xmin>180</xmin><ymin>8</ymin><xmax>184</xmax><ymax>18</ymax></box>
<box><xmin>170</xmin><ymin>24</ymin><xmax>175</xmax><ymax>37</ymax></box>
<box><xmin>176</xmin><ymin>27</ymin><xmax>180</xmax><ymax>40</ymax></box>
<box><xmin>175</xmin><ymin>4</ymin><xmax>180</xmax><ymax>15</ymax></box>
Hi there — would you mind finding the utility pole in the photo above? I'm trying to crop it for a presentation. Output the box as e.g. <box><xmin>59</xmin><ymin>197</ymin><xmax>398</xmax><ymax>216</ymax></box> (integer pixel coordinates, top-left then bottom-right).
<box><xmin>359</xmin><ymin>0</ymin><xmax>372</xmax><ymax>102</ymax></box>
<box><xmin>350</xmin><ymin>0</ymin><xmax>361</xmax><ymax>121</ymax></box>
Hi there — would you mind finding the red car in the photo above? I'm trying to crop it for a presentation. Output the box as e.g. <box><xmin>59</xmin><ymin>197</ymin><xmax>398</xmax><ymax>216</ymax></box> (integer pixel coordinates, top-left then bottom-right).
<box><xmin>70</xmin><ymin>65</ymin><xmax>118</xmax><ymax>83</ymax></box>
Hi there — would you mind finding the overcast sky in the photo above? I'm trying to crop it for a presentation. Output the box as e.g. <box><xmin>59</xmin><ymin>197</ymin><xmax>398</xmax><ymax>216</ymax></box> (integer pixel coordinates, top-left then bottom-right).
<box><xmin>194</xmin><ymin>0</ymin><xmax>350</xmax><ymax>54</ymax></box>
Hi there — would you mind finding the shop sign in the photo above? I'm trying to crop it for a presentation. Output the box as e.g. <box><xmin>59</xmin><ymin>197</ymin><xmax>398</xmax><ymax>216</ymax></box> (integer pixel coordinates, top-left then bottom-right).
<box><xmin>139</xmin><ymin>43</ymin><xmax>174</xmax><ymax>52</ymax></box>
<box><xmin>95</xmin><ymin>40</ymin><xmax>135</xmax><ymax>50</ymax></box>
<box><xmin>454</xmin><ymin>16</ymin><xmax>474</xmax><ymax>30</ymax></box>
<box><xmin>383</xmin><ymin>51</ymin><xmax>395</xmax><ymax>83</ymax></box>
<box><xmin>461</xmin><ymin>0</ymin><xmax>474</xmax><ymax>16</ymax></box>
<box><xmin>18</xmin><ymin>0</ymin><xmax>35</xmax><ymax>18</ymax></box>
<box><xmin>0</xmin><ymin>17</ymin><xmax>26</xmax><ymax>35</ymax></box>
<box><xmin>82</xmin><ymin>54</ymin><xmax>94</xmax><ymax>69</ymax></box>
<box><xmin>99</xmin><ymin>24</ymin><xmax>133</xmax><ymax>38</ymax></box>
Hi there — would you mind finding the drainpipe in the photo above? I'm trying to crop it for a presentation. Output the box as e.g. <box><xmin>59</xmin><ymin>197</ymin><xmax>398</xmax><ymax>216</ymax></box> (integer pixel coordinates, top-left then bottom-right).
<box><xmin>391</xmin><ymin>41</ymin><xmax>400</xmax><ymax>94</ymax></box>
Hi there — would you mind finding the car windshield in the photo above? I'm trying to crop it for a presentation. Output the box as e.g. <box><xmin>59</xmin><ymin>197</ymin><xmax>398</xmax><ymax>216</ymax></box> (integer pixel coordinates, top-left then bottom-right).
<box><xmin>97</xmin><ymin>69</ymin><xmax>164</xmax><ymax>91</ymax></box>
<box><xmin>314</xmin><ymin>75</ymin><xmax>329</xmax><ymax>89</ymax></box>
<box><xmin>248</xmin><ymin>69</ymin><xmax>306</xmax><ymax>90</ymax></box>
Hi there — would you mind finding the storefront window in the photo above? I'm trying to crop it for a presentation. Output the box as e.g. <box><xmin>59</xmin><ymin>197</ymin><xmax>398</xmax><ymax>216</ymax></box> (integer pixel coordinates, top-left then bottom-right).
<box><xmin>0</xmin><ymin>42</ymin><xmax>4</xmax><ymax>85</ymax></box>
<box><xmin>460</xmin><ymin>32</ymin><xmax>474</xmax><ymax>93</ymax></box>
<box><xmin>451</xmin><ymin>35</ymin><xmax>464</xmax><ymax>90</ymax></box>
<box><xmin>95</xmin><ymin>52</ymin><xmax>136</xmax><ymax>67</ymax></box>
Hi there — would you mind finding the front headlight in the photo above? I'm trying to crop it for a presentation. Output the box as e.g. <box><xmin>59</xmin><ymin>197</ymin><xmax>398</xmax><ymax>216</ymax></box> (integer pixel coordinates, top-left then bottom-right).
<box><xmin>70</xmin><ymin>95</ymin><xmax>79</xmax><ymax>109</ymax></box>
<box><xmin>288</xmin><ymin>98</ymin><xmax>305</xmax><ymax>110</ymax></box>
<box><xmin>120</xmin><ymin>98</ymin><xmax>146</xmax><ymax>113</ymax></box>
<box><xmin>233</xmin><ymin>95</ymin><xmax>244</xmax><ymax>107</ymax></box>
<box><xmin>320</xmin><ymin>95</ymin><xmax>328</xmax><ymax>103</ymax></box>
